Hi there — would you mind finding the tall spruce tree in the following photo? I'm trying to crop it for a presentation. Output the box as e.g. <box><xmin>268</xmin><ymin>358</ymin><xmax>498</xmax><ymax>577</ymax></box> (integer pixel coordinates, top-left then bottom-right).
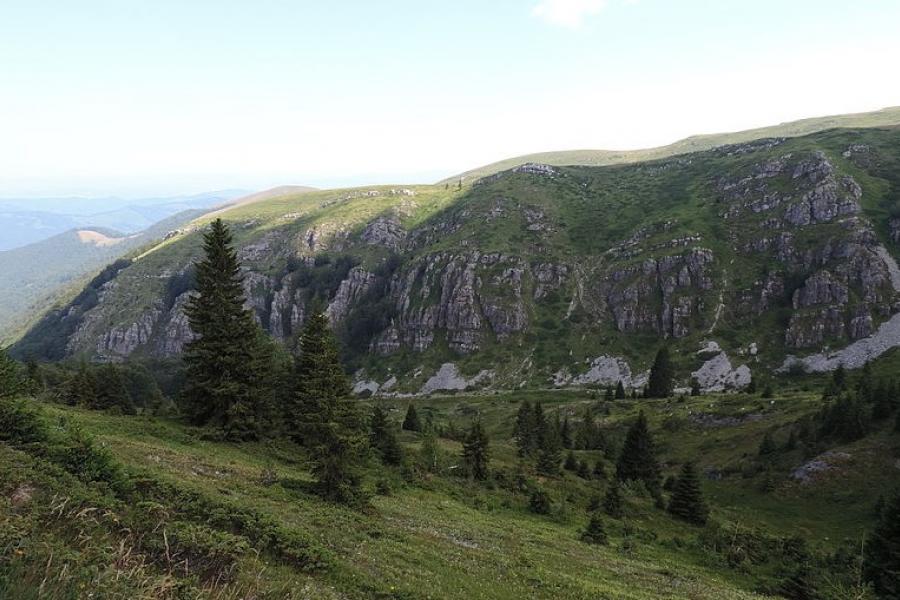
<box><xmin>615</xmin><ymin>381</ymin><xmax>626</xmax><ymax>399</ymax></box>
<box><xmin>462</xmin><ymin>420</ymin><xmax>490</xmax><ymax>480</ymax></box>
<box><xmin>647</xmin><ymin>347</ymin><xmax>674</xmax><ymax>398</ymax></box>
<box><xmin>514</xmin><ymin>399</ymin><xmax>536</xmax><ymax>457</ymax></box>
<box><xmin>402</xmin><ymin>403</ymin><xmax>422</xmax><ymax>432</ymax></box>
<box><xmin>616</xmin><ymin>411</ymin><xmax>661</xmax><ymax>494</ymax></box>
<box><xmin>370</xmin><ymin>404</ymin><xmax>403</xmax><ymax>465</ymax></box>
<box><xmin>536</xmin><ymin>403</ymin><xmax>562</xmax><ymax>475</ymax></box>
<box><xmin>667</xmin><ymin>462</ymin><xmax>709</xmax><ymax>525</ymax></box>
<box><xmin>183</xmin><ymin>218</ymin><xmax>273</xmax><ymax>439</ymax></box>
<box><xmin>866</xmin><ymin>492</ymin><xmax>900</xmax><ymax>597</ymax></box>
<box><xmin>292</xmin><ymin>310</ymin><xmax>367</xmax><ymax>502</ymax></box>
<box><xmin>0</xmin><ymin>347</ymin><xmax>23</xmax><ymax>398</ymax></box>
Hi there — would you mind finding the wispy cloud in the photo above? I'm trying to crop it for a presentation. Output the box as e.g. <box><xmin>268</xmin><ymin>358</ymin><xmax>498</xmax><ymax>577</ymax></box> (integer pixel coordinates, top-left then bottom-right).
<box><xmin>532</xmin><ymin>0</ymin><xmax>607</xmax><ymax>29</ymax></box>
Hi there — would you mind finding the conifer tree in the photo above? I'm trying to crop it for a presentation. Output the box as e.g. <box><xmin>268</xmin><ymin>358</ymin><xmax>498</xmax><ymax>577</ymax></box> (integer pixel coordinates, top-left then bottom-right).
<box><xmin>183</xmin><ymin>218</ymin><xmax>273</xmax><ymax>439</ymax></box>
<box><xmin>402</xmin><ymin>403</ymin><xmax>422</xmax><ymax>432</ymax></box>
<box><xmin>758</xmin><ymin>430</ymin><xmax>777</xmax><ymax>457</ymax></box>
<box><xmin>667</xmin><ymin>462</ymin><xmax>709</xmax><ymax>525</ymax></box>
<box><xmin>593</xmin><ymin>461</ymin><xmax>607</xmax><ymax>480</ymax></box>
<box><xmin>529</xmin><ymin>487</ymin><xmax>551</xmax><ymax>514</ymax></box>
<box><xmin>0</xmin><ymin>347</ymin><xmax>23</xmax><ymax>398</ymax></box>
<box><xmin>647</xmin><ymin>347</ymin><xmax>674</xmax><ymax>398</ymax></box>
<box><xmin>690</xmin><ymin>379</ymin><xmax>701</xmax><ymax>397</ymax></box>
<box><xmin>462</xmin><ymin>420</ymin><xmax>490</xmax><ymax>480</ymax></box>
<box><xmin>419</xmin><ymin>430</ymin><xmax>441</xmax><ymax>473</ymax></box>
<box><xmin>615</xmin><ymin>411</ymin><xmax>661</xmax><ymax>494</ymax></box>
<box><xmin>580</xmin><ymin>512</ymin><xmax>608</xmax><ymax>545</ymax></box>
<box><xmin>564</xmin><ymin>450</ymin><xmax>578</xmax><ymax>471</ymax></box>
<box><xmin>615</xmin><ymin>380</ymin><xmax>626</xmax><ymax>400</ymax></box>
<box><xmin>370</xmin><ymin>404</ymin><xmax>403</xmax><ymax>465</ymax></box>
<box><xmin>778</xmin><ymin>562</ymin><xmax>819</xmax><ymax>600</ymax></box>
<box><xmin>577</xmin><ymin>460</ymin><xmax>591</xmax><ymax>479</ymax></box>
<box><xmin>872</xmin><ymin>381</ymin><xmax>894</xmax><ymax>421</ymax></box>
<box><xmin>63</xmin><ymin>362</ymin><xmax>98</xmax><ymax>406</ymax></box>
<box><xmin>514</xmin><ymin>400</ymin><xmax>536</xmax><ymax>457</ymax></box>
<box><xmin>560</xmin><ymin>415</ymin><xmax>573</xmax><ymax>449</ymax></box>
<box><xmin>536</xmin><ymin>406</ymin><xmax>562</xmax><ymax>475</ymax></box>
<box><xmin>292</xmin><ymin>310</ymin><xmax>367</xmax><ymax>502</ymax></box>
<box><xmin>603</xmin><ymin>482</ymin><xmax>624</xmax><ymax>518</ymax></box>
<box><xmin>94</xmin><ymin>364</ymin><xmax>136</xmax><ymax>414</ymax></box>
<box><xmin>866</xmin><ymin>492</ymin><xmax>900</xmax><ymax>596</ymax></box>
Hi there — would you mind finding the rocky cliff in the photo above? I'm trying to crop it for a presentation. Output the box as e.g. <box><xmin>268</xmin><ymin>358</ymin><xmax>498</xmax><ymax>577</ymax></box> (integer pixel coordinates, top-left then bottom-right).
<box><xmin>16</xmin><ymin>127</ymin><xmax>900</xmax><ymax>393</ymax></box>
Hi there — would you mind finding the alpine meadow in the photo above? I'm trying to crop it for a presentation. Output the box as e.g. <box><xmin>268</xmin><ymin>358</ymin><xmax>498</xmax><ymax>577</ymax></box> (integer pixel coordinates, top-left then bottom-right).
<box><xmin>2</xmin><ymin>2</ymin><xmax>900</xmax><ymax>599</ymax></box>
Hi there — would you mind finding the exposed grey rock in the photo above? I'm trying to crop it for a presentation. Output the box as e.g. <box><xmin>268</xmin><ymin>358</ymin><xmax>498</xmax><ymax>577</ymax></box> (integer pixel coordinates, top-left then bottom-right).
<box><xmin>326</xmin><ymin>267</ymin><xmax>376</xmax><ymax>324</ymax></box>
<box><xmin>362</xmin><ymin>215</ymin><xmax>405</xmax><ymax>250</ymax></box>
<box><xmin>420</xmin><ymin>363</ymin><xmax>493</xmax><ymax>394</ymax></box>
<box><xmin>790</xmin><ymin>451</ymin><xmax>852</xmax><ymax>484</ymax></box>
<box><xmin>691</xmin><ymin>351</ymin><xmax>751</xmax><ymax>392</ymax></box>
<box><xmin>780</xmin><ymin>310</ymin><xmax>900</xmax><ymax>372</ymax></box>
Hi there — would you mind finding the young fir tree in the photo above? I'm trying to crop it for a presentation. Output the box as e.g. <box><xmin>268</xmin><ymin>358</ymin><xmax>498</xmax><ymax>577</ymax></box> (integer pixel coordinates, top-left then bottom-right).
<box><xmin>0</xmin><ymin>347</ymin><xmax>23</xmax><ymax>398</ymax></box>
<box><xmin>593</xmin><ymin>460</ymin><xmax>607</xmax><ymax>480</ymax></box>
<box><xmin>580</xmin><ymin>512</ymin><xmax>608</xmax><ymax>545</ymax></box>
<box><xmin>402</xmin><ymin>403</ymin><xmax>422</xmax><ymax>432</ymax></box>
<box><xmin>370</xmin><ymin>404</ymin><xmax>403</xmax><ymax>465</ymax></box>
<box><xmin>514</xmin><ymin>399</ymin><xmax>536</xmax><ymax>457</ymax></box>
<box><xmin>419</xmin><ymin>430</ymin><xmax>441</xmax><ymax>473</ymax></box>
<box><xmin>647</xmin><ymin>347</ymin><xmax>674</xmax><ymax>398</ymax></box>
<box><xmin>615</xmin><ymin>380</ymin><xmax>626</xmax><ymax>400</ymax></box>
<box><xmin>63</xmin><ymin>362</ymin><xmax>98</xmax><ymax>406</ymax></box>
<box><xmin>462</xmin><ymin>420</ymin><xmax>490</xmax><ymax>480</ymax></box>
<box><xmin>182</xmin><ymin>218</ymin><xmax>273</xmax><ymax>440</ymax></box>
<box><xmin>560</xmin><ymin>416</ymin><xmax>573</xmax><ymax>449</ymax></box>
<box><xmin>866</xmin><ymin>492</ymin><xmax>900</xmax><ymax>597</ymax></box>
<box><xmin>536</xmin><ymin>407</ymin><xmax>562</xmax><ymax>476</ymax></box>
<box><xmin>292</xmin><ymin>310</ymin><xmax>368</xmax><ymax>502</ymax></box>
<box><xmin>690</xmin><ymin>378</ymin><xmax>701</xmax><ymax>397</ymax></box>
<box><xmin>529</xmin><ymin>487</ymin><xmax>551</xmax><ymax>514</ymax></box>
<box><xmin>576</xmin><ymin>460</ymin><xmax>591</xmax><ymax>479</ymax></box>
<box><xmin>603</xmin><ymin>482</ymin><xmax>624</xmax><ymax>518</ymax></box>
<box><xmin>615</xmin><ymin>411</ymin><xmax>661</xmax><ymax>494</ymax></box>
<box><xmin>778</xmin><ymin>562</ymin><xmax>819</xmax><ymax>600</ymax></box>
<box><xmin>758</xmin><ymin>430</ymin><xmax>777</xmax><ymax>457</ymax></box>
<box><xmin>94</xmin><ymin>364</ymin><xmax>136</xmax><ymax>414</ymax></box>
<box><xmin>564</xmin><ymin>449</ymin><xmax>578</xmax><ymax>471</ymax></box>
<box><xmin>667</xmin><ymin>462</ymin><xmax>709</xmax><ymax>525</ymax></box>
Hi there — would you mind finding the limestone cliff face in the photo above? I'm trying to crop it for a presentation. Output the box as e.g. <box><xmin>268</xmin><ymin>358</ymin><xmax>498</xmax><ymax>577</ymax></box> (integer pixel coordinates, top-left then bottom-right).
<box><xmin>29</xmin><ymin>130</ymin><xmax>900</xmax><ymax>387</ymax></box>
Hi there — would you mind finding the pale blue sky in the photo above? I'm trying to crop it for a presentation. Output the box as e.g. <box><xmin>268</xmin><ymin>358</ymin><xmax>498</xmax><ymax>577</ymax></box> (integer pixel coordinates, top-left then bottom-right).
<box><xmin>2</xmin><ymin>0</ymin><xmax>899</xmax><ymax>197</ymax></box>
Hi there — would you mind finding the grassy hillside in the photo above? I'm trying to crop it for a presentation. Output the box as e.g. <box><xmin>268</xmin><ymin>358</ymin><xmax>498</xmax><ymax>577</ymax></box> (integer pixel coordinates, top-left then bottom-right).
<box><xmin>442</xmin><ymin>106</ymin><xmax>900</xmax><ymax>184</ymax></box>
<box><xmin>2</xmin><ymin>380</ymin><xmax>897</xmax><ymax>598</ymax></box>
<box><xmin>24</xmin><ymin>124</ymin><xmax>900</xmax><ymax>395</ymax></box>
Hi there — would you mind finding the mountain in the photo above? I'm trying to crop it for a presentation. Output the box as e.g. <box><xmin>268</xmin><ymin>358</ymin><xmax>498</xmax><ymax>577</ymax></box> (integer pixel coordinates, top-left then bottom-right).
<box><xmin>442</xmin><ymin>106</ymin><xmax>900</xmax><ymax>185</ymax></box>
<box><xmin>0</xmin><ymin>190</ymin><xmax>248</xmax><ymax>251</ymax></box>
<box><xmin>0</xmin><ymin>209</ymin><xmax>216</xmax><ymax>345</ymax></box>
<box><xmin>14</xmin><ymin>124</ymin><xmax>900</xmax><ymax>393</ymax></box>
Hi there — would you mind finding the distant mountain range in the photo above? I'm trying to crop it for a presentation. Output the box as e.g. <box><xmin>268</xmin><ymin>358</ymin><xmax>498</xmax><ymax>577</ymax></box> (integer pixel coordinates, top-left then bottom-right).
<box><xmin>0</xmin><ymin>190</ymin><xmax>248</xmax><ymax>251</ymax></box>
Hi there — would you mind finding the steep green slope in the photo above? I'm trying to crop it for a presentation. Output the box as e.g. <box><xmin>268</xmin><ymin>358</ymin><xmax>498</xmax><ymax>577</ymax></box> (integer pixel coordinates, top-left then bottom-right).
<box><xmin>15</xmin><ymin>126</ymin><xmax>900</xmax><ymax>393</ymax></box>
<box><xmin>0</xmin><ymin>209</ymin><xmax>214</xmax><ymax>345</ymax></box>
<box><xmin>442</xmin><ymin>106</ymin><xmax>900</xmax><ymax>184</ymax></box>
<box><xmin>2</xmin><ymin>384</ymin><xmax>896</xmax><ymax>598</ymax></box>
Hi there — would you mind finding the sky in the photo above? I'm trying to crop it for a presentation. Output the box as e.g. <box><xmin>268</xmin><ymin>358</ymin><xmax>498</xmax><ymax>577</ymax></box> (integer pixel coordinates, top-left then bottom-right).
<box><xmin>2</xmin><ymin>0</ymin><xmax>900</xmax><ymax>198</ymax></box>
